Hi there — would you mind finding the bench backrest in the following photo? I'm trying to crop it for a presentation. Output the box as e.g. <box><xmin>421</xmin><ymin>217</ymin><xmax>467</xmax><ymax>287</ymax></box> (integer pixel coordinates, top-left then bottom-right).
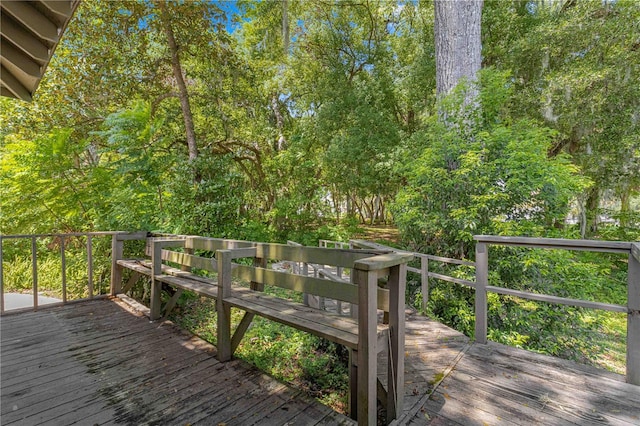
<box><xmin>145</xmin><ymin>236</ymin><xmax>397</xmax><ymax>310</ymax></box>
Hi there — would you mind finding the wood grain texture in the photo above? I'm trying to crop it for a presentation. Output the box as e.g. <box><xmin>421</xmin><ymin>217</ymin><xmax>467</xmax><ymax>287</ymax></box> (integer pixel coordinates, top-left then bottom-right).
<box><xmin>188</xmin><ymin>236</ymin><xmax>388</xmax><ymax>268</ymax></box>
<box><xmin>356</xmin><ymin>267</ymin><xmax>378</xmax><ymax>425</ymax></box>
<box><xmin>1</xmin><ymin>298</ymin><xmax>636</xmax><ymax>425</ymax></box>
<box><xmin>403</xmin><ymin>340</ymin><xmax>640</xmax><ymax>425</ymax></box>
<box><xmin>486</xmin><ymin>285</ymin><xmax>627</xmax><ymax>313</ymax></box>
<box><xmin>217</xmin><ymin>249</ymin><xmax>233</xmax><ymax>362</ymax></box>
<box><xmin>109</xmin><ymin>234</ymin><xmax>123</xmax><ymax>296</ymax></box>
<box><xmin>474</xmin><ymin>242</ymin><xmax>488</xmax><ymax>344</ymax></box>
<box><xmin>224</xmin><ymin>288</ymin><xmax>388</xmax><ymax>350</ymax></box>
<box><xmin>108</xmin><ymin>237</ymin><xmax>640</xmax><ymax>424</ymax></box>
<box><xmin>0</xmin><ymin>299</ymin><xmax>354</xmax><ymax>426</ymax></box>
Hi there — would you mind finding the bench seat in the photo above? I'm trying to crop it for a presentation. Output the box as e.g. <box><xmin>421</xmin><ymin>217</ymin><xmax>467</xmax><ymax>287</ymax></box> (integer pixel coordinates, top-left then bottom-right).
<box><xmin>118</xmin><ymin>258</ymin><xmax>385</xmax><ymax>350</ymax></box>
<box><xmin>117</xmin><ymin>259</ymin><xmax>154</xmax><ymax>275</ymax></box>
<box><xmin>155</xmin><ymin>274</ymin><xmax>218</xmax><ymax>298</ymax></box>
<box><xmin>225</xmin><ymin>287</ymin><xmax>387</xmax><ymax>351</ymax></box>
<box><xmin>117</xmin><ymin>258</ymin><xmax>219</xmax><ymax>299</ymax></box>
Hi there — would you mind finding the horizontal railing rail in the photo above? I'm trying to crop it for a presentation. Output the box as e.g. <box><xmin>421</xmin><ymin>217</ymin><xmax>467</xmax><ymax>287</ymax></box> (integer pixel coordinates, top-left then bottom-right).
<box><xmin>6</xmin><ymin>231</ymin><xmax>637</xmax><ymax>388</ymax></box>
<box><xmin>406</xmin><ymin>252</ymin><xmax>476</xmax><ymax>311</ymax></box>
<box><xmin>1</xmin><ymin>231</ymin><xmax>123</xmax><ymax>239</ymax></box>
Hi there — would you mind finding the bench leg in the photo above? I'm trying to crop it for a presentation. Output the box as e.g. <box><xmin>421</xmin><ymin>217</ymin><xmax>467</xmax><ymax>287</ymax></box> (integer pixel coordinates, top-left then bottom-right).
<box><xmin>387</xmin><ymin>264</ymin><xmax>406</xmax><ymax>424</ymax></box>
<box><xmin>217</xmin><ymin>302</ymin><xmax>232</xmax><ymax>361</ymax></box>
<box><xmin>110</xmin><ymin>235</ymin><xmax>124</xmax><ymax>296</ymax></box>
<box><xmin>217</xmin><ymin>250</ymin><xmax>233</xmax><ymax>362</ymax></box>
<box><xmin>150</xmin><ymin>278</ymin><xmax>162</xmax><ymax>321</ymax></box>
<box><xmin>349</xmin><ymin>348</ymin><xmax>358</xmax><ymax>421</ymax></box>
<box><xmin>150</xmin><ymin>239</ymin><xmax>163</xmax><ymax>321</ymax></box>
<box><xmin>355</xmin><ymin>266</ymin><xmax>379</xmax><ymax>425</ymax></box>
<box><xmin>223</xmin><ymin>256</ymin><xmax>262</xmax><ymax>357</ymax></box>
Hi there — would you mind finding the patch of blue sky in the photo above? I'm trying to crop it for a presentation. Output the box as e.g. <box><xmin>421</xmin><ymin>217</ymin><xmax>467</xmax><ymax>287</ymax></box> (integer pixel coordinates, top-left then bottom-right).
<box><xmin>214</xmin><ymin>0</ymin><xmax>243</xmax><ymax>33</ymax></box>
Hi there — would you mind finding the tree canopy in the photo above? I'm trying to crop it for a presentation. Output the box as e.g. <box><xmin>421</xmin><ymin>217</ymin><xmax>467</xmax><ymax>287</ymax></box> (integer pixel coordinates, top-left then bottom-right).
<box><xmin>1</xmin><ymin>0</ymin><xmax>638</xmax><ymax>249</ymax></box>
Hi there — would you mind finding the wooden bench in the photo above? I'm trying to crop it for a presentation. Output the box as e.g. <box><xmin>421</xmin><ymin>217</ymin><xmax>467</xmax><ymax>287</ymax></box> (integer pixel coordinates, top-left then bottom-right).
<box><xmin>110</xmin><ymin>233</ymin><xmax>413</xmax><ymax>425</ymax></box>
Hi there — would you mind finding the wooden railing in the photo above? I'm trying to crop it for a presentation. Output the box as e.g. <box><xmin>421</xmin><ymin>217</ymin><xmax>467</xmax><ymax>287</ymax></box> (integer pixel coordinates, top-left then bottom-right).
<box><xmin>350</xmin><ymin>236</ymin><xmax>640</xmax><ymax>386</ymax></box>
<box><xmin>405</xmin><ymin>253</ymin><xmax>475</xmax><ymax>312</ymax></box>
<box><xmin>4</xmin><ymin>232</ymin><xmax>638</xmax><ymax>386</ymax></box>
<box><xmin>0</xmin><ymin>231</ymin><xmax>140</xmax><ymax>314</ymax></box>
<box><xmin>474</xmin><ymin>235</ymin><xmax>640</xmax><ymax>386</ymax></box>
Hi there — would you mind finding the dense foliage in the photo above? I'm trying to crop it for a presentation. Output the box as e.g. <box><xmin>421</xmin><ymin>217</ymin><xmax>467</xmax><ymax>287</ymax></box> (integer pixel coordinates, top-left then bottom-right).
<box><xmin>2</xmin><ymin>0</ymin><xmax>638</xmax><ymax>241</ymax></box>
<box><xmin>394</xmin><ymin>70</ymin><xmax>590</xmax><ymax>257</ymax></box>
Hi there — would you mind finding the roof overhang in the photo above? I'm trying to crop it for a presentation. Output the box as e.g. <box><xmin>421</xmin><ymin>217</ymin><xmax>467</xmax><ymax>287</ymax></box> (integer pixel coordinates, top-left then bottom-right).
<box><xmin>1</xmin><ymin>0</ymin><xmax>80</xmax><ymax>102</ymax></box>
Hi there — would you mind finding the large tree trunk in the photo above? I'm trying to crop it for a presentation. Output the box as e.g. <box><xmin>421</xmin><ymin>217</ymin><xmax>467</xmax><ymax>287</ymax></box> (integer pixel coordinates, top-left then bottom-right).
<box><xmin>159</xmin><ymin>4</ymin><xmax>199</xmax><ymax>164</ymax></box>
<box><xmin>619</xmin><ymin>186</ymin><xmax>632</xmax><ymax>229</ymax></box>
<box><xmin>585</xmin><ymin>188</ymin><xmax>600</xmax><ymax>236</ymax></box>
<box><xmin>282</xmin><ymin>0</ymin><xmax>290</xmax><ymax>55</ymax></box>
<box><xmin>271</xmin><ymin>0</ymin><xmax>290</xmax><ymax>152</ymax></box>
<box><xmin>435</xmin><ymin>0</ymin><xmax>483</xmax><ymax>100</ymax></box>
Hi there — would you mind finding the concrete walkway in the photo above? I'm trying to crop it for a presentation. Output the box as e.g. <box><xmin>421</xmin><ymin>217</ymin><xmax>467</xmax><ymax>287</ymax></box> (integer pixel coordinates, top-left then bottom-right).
<box><xmin>3</xmin><ymin>293</ymin><xmax>62</xmax><ymax>310</ymax></box>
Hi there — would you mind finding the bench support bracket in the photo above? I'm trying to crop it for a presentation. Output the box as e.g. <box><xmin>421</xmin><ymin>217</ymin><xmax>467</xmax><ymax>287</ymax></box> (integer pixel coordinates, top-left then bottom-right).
<box><xmin>161</xmin><ymin>288</ymin><xmax>184</xmax><ymax>320</ymax></box>
<box><xmin>122</xmin><ymin>271</ymin><xmax>142</xmax><ymax>294</ymax></box>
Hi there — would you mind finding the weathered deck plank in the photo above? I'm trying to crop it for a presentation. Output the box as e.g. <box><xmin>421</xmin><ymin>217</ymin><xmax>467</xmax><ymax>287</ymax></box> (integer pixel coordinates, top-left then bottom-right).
<box><xmin>2</xmin><ymin>298</ymin><xmax>639</xmax><ymax>425</ymax></box>
<box><xmin>404</xmin><ymin>340</ymin><xmax>640</xmax><ymax>425</ymax></box>
<box><xmin>0</xmin><ymin>299</ymin><xmax>355</xmax><ymax>426</ymax></box>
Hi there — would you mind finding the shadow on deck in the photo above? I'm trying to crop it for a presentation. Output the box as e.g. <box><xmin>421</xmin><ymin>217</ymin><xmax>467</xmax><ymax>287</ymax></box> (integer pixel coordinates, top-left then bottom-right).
<box><xmin>2</xmin><ymin>299</ymin><xmax>639</xmax><ymax>425</ymax></box>
<box><xmin>394</xmin><ymin>309</ymin><xmax>640</xmax><ymax>425</ymax></box>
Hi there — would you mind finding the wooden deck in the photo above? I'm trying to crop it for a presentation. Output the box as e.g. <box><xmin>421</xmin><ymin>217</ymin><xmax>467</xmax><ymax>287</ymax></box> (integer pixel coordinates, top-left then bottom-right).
<box><xmin>0</xmin><ymin>299</ymin><xmax>353</xmax><ymax>425</ymax></box>
<box><xmin>2</xmin><ymin>299</ymin><xmax>639</xmax><ymax>425</ymax></box>
<box><xmin>392</xmin><ymin>311</ymin><xmax>640</xmax><ymax>425</ymax></box>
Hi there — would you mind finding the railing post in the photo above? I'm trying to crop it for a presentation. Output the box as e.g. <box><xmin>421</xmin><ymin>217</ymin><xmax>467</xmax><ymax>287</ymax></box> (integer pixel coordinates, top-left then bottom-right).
<box><xmin>251</xmin><ymin>256</ymin><xmax>266</xmax><ymax>291</ymax></box>
<box><xmin>0</xmin><ymin>236</ymin><xmax>4</xmax><ymax>314</ymax></box>
<box><xmin>150</xmin><ymin>238</ymin><xmax>164</xmax><ymax>321</ymax></box>
<box><xmin>475</xmin><ymin>241</ymin><xmax>488</xmax><ymax>344</ymax></box>
<box><xmin>628</xmin><ymin>244</ymin><xmax>640</xmax><ymax>385</ymax></box>
<box><xmin>149</xmin><ymin>237</ymin><xmax>186</xmax><ymax>320</ymax></box>
<box><xmin>150</xmin><ymin>239</ymin><xmax>161</xmax><ymax>320</ymax></box>
<box><xmin>87</xmin><ymin>235</ymin><xmax>94</xmax><ymax>298</ymax></box>
<box><xmin>353</xmin><ymin>264</ymin><xmax>378</xmax><ymax>425</ymax></box>
<box><xmin>217</xmin><ymin>249</ymin><xmax>233</xmax><ymax>362</ymax></box>
<box><xmin>319</xmin><ymin>263</ymin><xmax>326</xmax><ymax>310</ymax></box>
<box><xmin>110</xmin><ymin>234</ymin><xmax>124</xmax><ymax>296</ymax></box>
<box><xmin>387</xmin><ymin>263</ymin><xmax>406</xmax><ymax>423</ymax></box>
<box><xmin>421</xmin><ymin>256</ymin><xmax>429</xmax><ymax>312</ymax></box>
<box><xmin>352</xmin><ymin>252</ymin><xmax>412</xmax><ymax>424</ymax></box>
<box><xmin>302</xmin><ymin>262</ymin><xmax>309</xmax><ymax>306</ymax></box>
<box><xmin>350</xmin><ymin>270</ymin><xmax>359</xmax><ymax>319</ymax></box>
<box><xmin>60</xmin><ymin>236</ymin><xmax>67</xmax><ymax>303</ymax></box>
<box><xmin>348</xmin><ymin>348</ymin><xmax>358</xmax><ymax>421</ymax></box>
<box><xmin>32</xmin><ymin>236</ymin><xmax>38</xmax><ymax>310</ymax></box>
